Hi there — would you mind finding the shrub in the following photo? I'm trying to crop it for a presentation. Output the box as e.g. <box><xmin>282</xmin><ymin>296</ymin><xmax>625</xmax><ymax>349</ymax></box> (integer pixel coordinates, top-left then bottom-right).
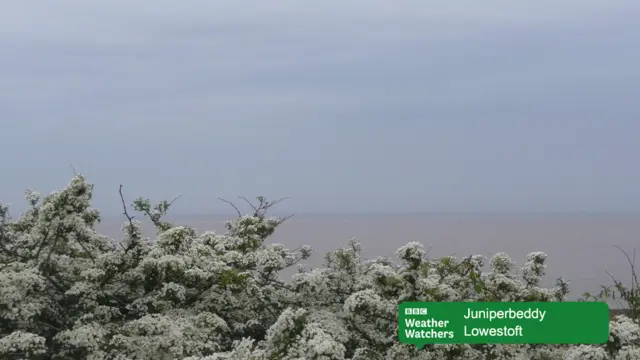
<box><xmin>0</xmin><ymin>175</ymin><xmax>638</xmax><ymax>359</ymax></box>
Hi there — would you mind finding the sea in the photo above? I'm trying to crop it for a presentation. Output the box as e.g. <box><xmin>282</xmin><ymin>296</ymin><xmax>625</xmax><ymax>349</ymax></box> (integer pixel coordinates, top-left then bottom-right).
<box><xmin>95</xmin><ymin>213</ymin><xmax>639</xmax><ymax>308</ymax></box>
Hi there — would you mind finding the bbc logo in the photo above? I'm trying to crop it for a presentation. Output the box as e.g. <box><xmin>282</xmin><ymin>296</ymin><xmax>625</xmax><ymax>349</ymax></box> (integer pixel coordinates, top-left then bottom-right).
<box><xmin>405</xmin><ymin>308</ymin><xmax>427</xmax><ymax>315</ymax></box>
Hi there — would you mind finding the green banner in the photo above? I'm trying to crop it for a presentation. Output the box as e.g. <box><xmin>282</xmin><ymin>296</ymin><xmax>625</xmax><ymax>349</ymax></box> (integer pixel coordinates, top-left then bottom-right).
<box><xmin>398</xmin><ymin>302</ymin><xmax>609</xmax><ymax>345</ymax></box>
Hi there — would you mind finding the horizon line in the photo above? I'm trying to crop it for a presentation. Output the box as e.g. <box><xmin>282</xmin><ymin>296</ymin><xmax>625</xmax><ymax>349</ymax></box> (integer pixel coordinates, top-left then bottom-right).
<box><xmin>97</xmin><ymin>211</ymin><xmax>640</xmax><ymax>218</ymax></box>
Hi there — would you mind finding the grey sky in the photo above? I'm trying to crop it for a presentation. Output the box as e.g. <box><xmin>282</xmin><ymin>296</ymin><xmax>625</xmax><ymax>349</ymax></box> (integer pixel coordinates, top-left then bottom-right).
<box><xmin>2</xmin><ymin>1</ymin><xmax>640</xmax><ymax>215</ymax></box>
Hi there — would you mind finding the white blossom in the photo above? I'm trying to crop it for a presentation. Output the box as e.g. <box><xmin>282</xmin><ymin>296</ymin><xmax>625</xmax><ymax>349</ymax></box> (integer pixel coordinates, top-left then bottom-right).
<box><xmin>615</xmin><ymin>345</ymin><xmax>640</xmax><ymax>360</ymax></box>
<box><xmin>0</xmin><ymin>175</ymin><xmax>638</xmax><ymax>359</ymax></box>
<box><xmin>610</xmin><ymin>315</ymin><xmax>640</xmax><ymax>347</ymax></box>
<box><xmin>0</xmin><ymin>331</ymin><xmax>47</xmax><ymax>358</ymax></box>
<box><xmin>563</xmin><ymin>345</ymin><xmax>609</xmax><ymax>360</ymax></box>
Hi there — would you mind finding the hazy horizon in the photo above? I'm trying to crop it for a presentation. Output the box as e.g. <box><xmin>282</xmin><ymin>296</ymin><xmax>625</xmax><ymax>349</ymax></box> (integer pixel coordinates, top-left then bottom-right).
<box><xmin>92</xmin><ymin>212</ymin><xmax>640</xmax><ymax>308</ymax></box>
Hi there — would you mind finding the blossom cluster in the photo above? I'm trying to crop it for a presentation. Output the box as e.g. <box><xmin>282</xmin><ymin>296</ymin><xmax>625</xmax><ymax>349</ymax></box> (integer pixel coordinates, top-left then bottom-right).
<box><xmin>0</xmin><ymin>175</ymin><xmax>638</xmax><ymax>359</ymax></box>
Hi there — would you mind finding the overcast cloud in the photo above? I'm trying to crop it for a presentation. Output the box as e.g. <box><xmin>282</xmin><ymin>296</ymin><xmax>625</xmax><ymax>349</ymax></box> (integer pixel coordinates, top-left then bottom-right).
<box><xmin>2</xmin><ymin>1</ymin><xmax>640</xmax><ymax>215</ymax></box>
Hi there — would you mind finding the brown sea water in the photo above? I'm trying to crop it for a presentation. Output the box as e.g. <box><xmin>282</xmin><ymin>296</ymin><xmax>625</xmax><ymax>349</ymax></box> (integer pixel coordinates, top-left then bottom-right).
<box><xmin>96</xmin><ymin>214</ymin><xmax>639</xmax><ymax>307</ymax></box>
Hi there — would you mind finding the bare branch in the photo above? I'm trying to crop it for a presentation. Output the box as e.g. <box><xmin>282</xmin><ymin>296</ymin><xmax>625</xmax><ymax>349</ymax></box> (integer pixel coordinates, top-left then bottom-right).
<box><xmin>218</xmin><ymin>198</ymin><xmax>242</xmax><ymax>217</ymax></box>
<box><xmin>606</xmin><ymin>270</ymin><xmax>621</xmax><ymax>284</ymax></box>
<box><xmin>119</xmin><ymin>185</ymin><xmax>138</xmax><ymax>251</ymax></box>
<box><xmin>268</xmin><ymin>197</ymin><xmax>291</xmax><ymax>208</ymax></box>
<box><xmin>613</xmin><ymin>245</ymin><xmax>638</xmax><ymax>288</ymax></box>
<box><xmin>119</xmin><ymin>185</ymin><xmax>135</xmax><ymax>223</ymax></box>
<box><xmin>168</xmin><ymin>194</ymin><xmax>183</xmax><ymax>206</ymax></box>
<box><xmin>614</xmin><ymin>245</ymin><xmax>636</xmax><ymax>270</ymax></box>
<box><xmin>605</xmin><ymin>270</ymin><xmax>627</xmax><ymax>309</ymax></box>
<box><xmin>239</xmin><ymin>196</ymin><xmax>259</xmax><ymax>213</ymax></box>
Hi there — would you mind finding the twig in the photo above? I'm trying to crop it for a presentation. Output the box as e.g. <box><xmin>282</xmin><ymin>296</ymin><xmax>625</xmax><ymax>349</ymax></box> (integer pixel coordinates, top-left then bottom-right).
<box><xmin>119</xmin><ymin>185</ymin><xmax>138</xmax><ymax>251</ymax></box>
<box><xmin>605</xmin><ymin>270</ymin><xmax>627</xmax><ymax>309</ymax></box>
<box><xmin>119</xmin><ymin>185</ymin><xmax>135</xmax><ymax>223</ymax></box>
<box><xmin>168</xmin><ymin>194</ymin><xmax>183</xmax><ymax>206</ymax></box>
<box><xmin>218</xmin><ymin>198</ymin><xmax>242</xmax><ymax>217</ymax></box>
<box><xmin>269</xmin><ymin>197</ymin><xmax>291</xmax><ymax>208</ymax></box>
<box><xmin>239</xmin><ymin>196</ymin><xmax>259</xmax><ymax>213</ymax></box>
<box><xmin>613</xmin><ymin>245</ymin><xmax>638</xmax><ymax>288</ymax></box>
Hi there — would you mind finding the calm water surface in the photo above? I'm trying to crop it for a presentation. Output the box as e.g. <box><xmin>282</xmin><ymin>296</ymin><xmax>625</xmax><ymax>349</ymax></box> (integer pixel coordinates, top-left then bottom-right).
<box><xmin>96</xmin><ymin>214</ymin><xmax>639</xmax><ymax>307</ymax></box>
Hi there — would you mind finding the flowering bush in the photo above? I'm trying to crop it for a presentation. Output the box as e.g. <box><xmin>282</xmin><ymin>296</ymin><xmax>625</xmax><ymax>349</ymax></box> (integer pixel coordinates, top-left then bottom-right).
<box><xmin>0</xmin><ymin>175</ymin><xmax>639</xmax><ymax>359</ymax></box>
